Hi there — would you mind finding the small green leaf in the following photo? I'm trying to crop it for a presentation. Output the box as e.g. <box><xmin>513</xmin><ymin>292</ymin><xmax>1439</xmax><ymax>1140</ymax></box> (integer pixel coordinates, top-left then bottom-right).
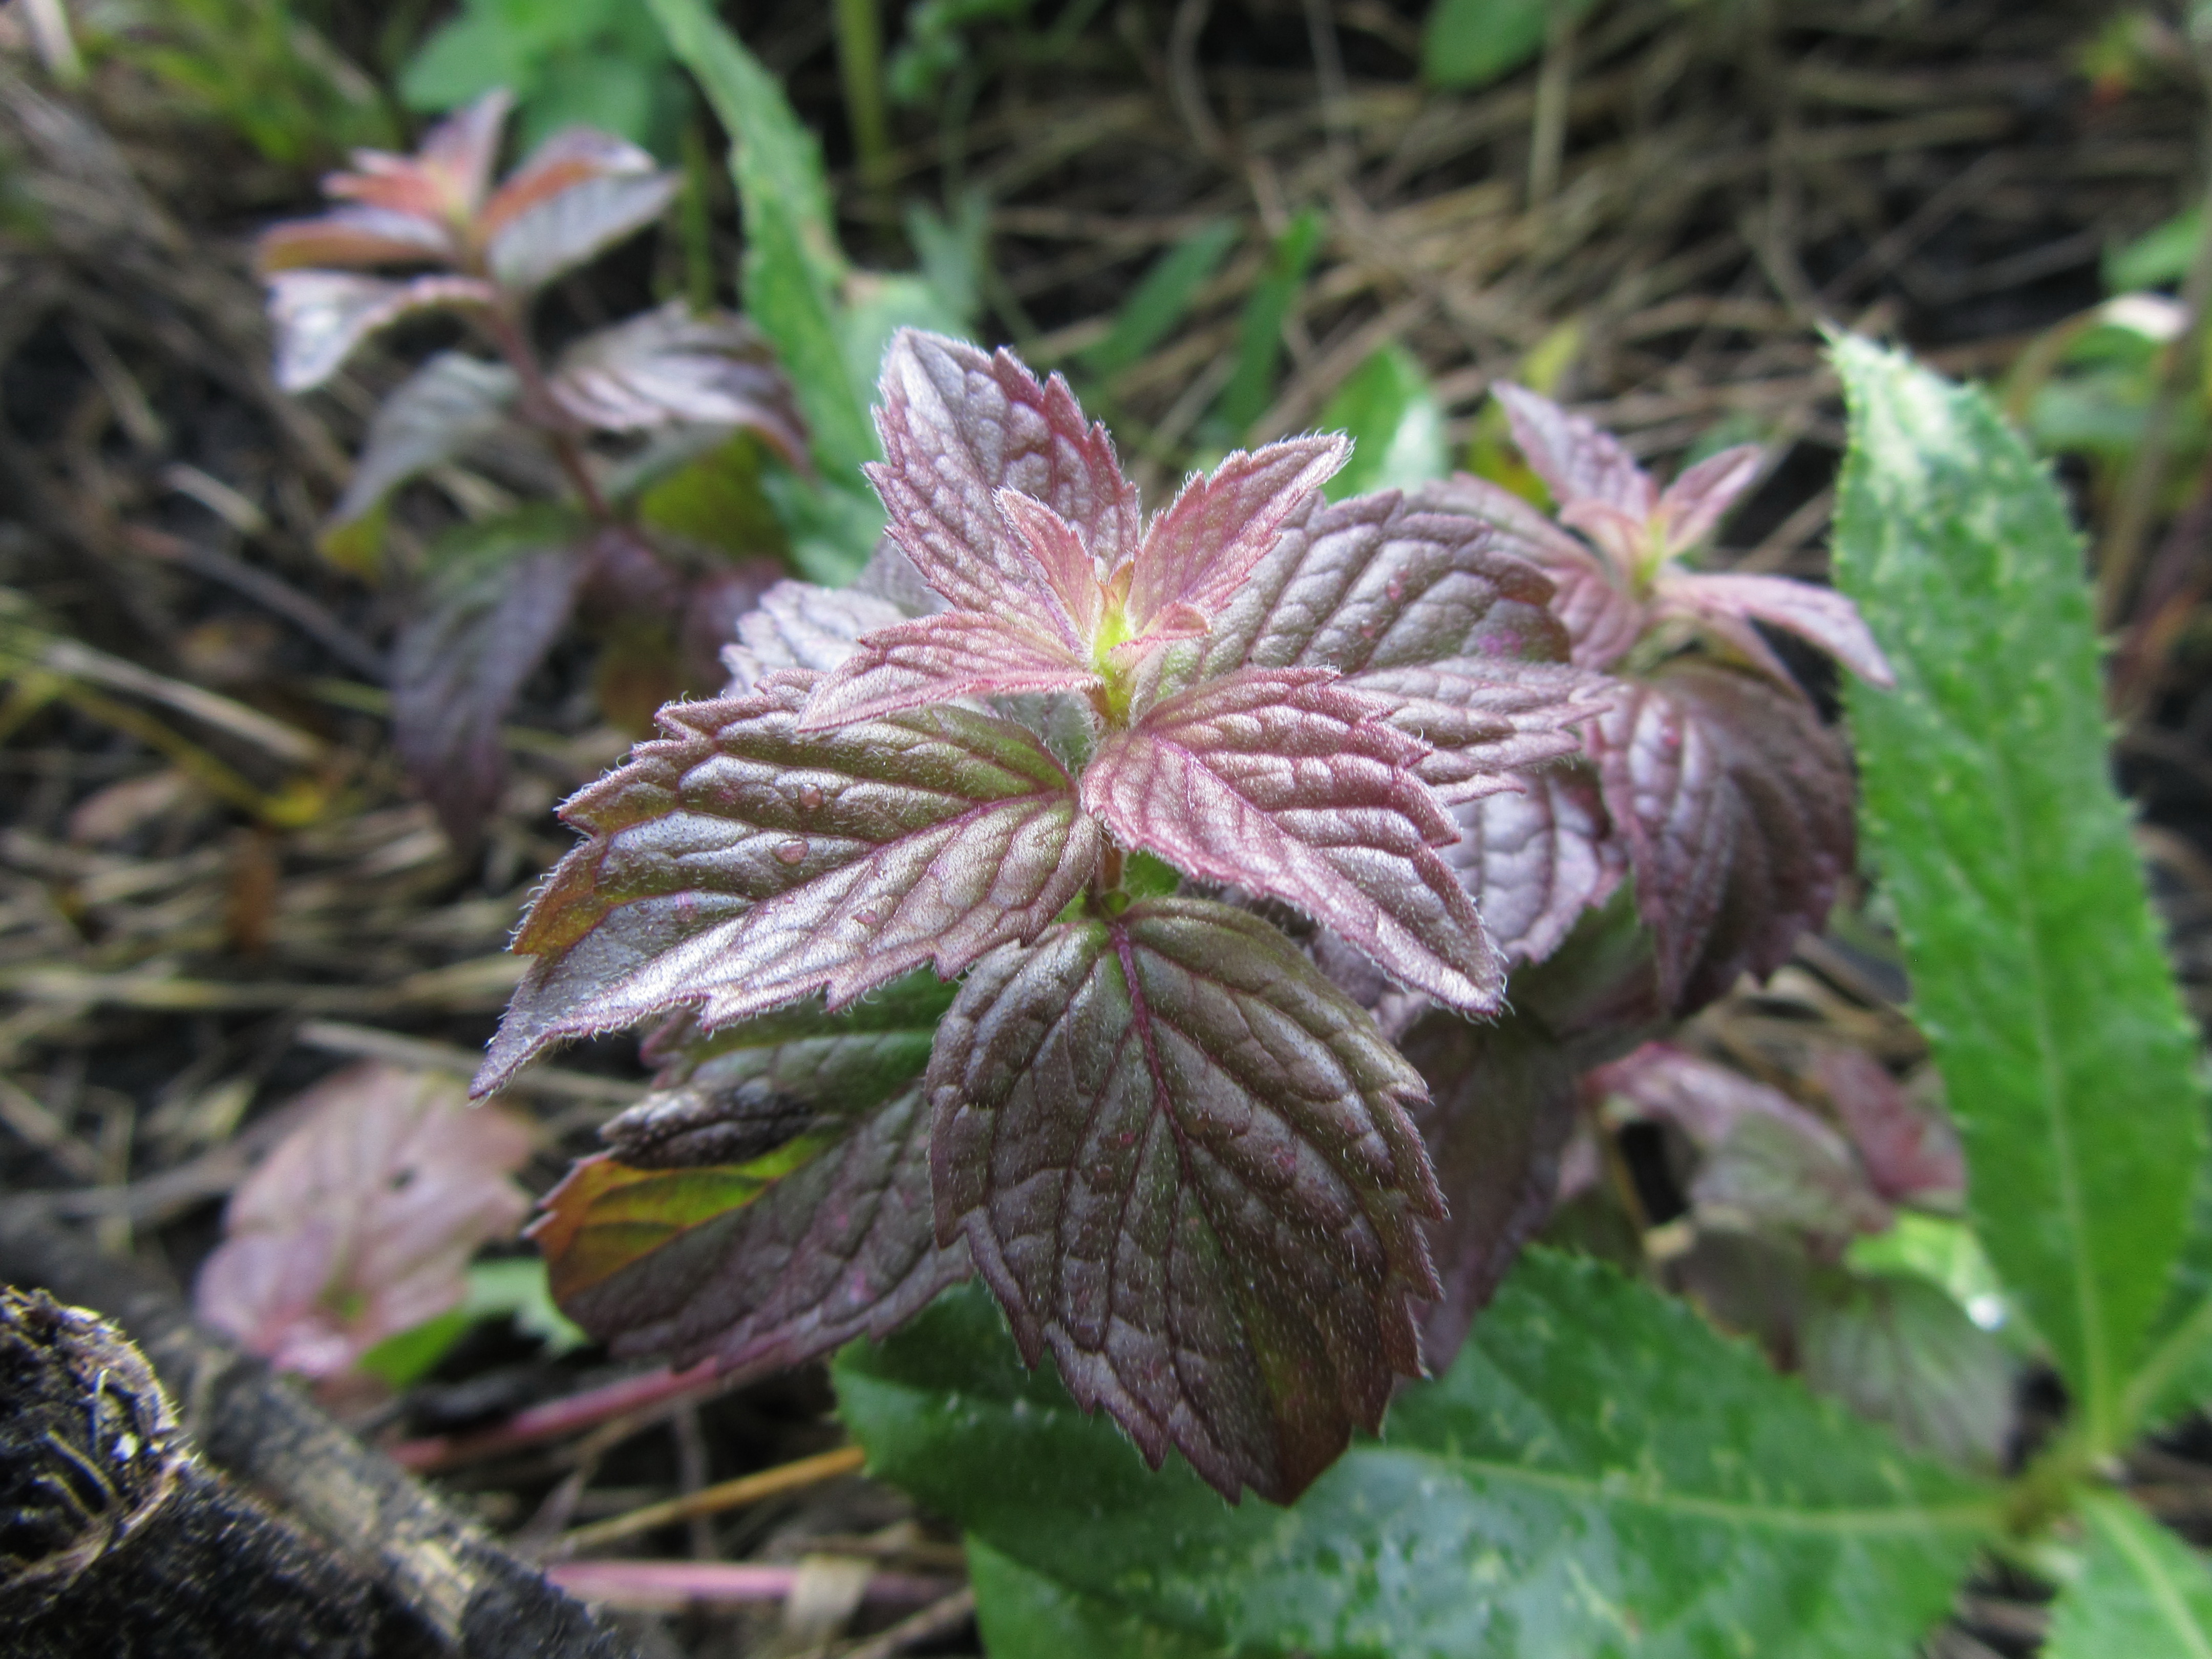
<box><xmin>649</xmin><ymin>0</ymin><xmax>878</xmax><ymax>480</ymax></box>
<box><xmin>2046</xmin><ymin>1495</ymin><xmax>2212</xmax><ymax>1659</ymax></box>
<box><xmin>356</xmin><ymin>1308</ymin><xmax>472</xmax><ymax>1388</ymax></box>
<box><xmin>1215</xmin><ymin>208</ymin><xmax>1324</xmax><ymax>441</ymax></box>
<box><xmin>1318</xmin><ymin>345</ymin><xmax>1448</xmax><ymax>501</ymax></box>
<box><xmin>1421</xmin><ymin>0</ymin><xmax>1591</xmax><ymax>90</ymax></box>
<box><xmin>1830</xmin><ymin>336</ymin><xmax>2208</xmax><ymax>1455</ymax></box>
<box><xmin>463</xmin><ymin>1256</ymin><xmax>591</xmax><ymax>1355</ymax></box>
<box><xmin>839</xmin><ymin>1251</ymin><xmax>1996</xmax><ymax>1658</ymax></box>
<box><xmin>2105</xmin><ymin>207</ymin><xmax>2204</xmax><ymax>294</ymax></box>
<box><xmin>1080</xmin><ymin>221</ymin><xmax>1240</xmax><ymax>380</ymax></box>
<box><xmin>967</xmin><ymin>1536</ymin><xmax>1224</xmax><ymax>1658</ymax></box>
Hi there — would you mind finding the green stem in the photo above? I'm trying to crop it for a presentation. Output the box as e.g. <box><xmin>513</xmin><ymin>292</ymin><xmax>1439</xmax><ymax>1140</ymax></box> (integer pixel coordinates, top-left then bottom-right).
<box><xmin>835</xmin><ymin>0</ymin><xmax>895</xmax><ymax>208</ymax></box>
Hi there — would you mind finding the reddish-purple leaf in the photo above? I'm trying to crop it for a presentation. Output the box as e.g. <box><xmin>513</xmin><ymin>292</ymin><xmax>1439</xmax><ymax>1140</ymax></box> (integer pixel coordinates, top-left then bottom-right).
<box><xmin>797</xmin><ymin>611</ymin><xmax>1099</xmax><ymax>729</ymax></box>
<box><xmin>547</xmin><ymin>303</ymin><xmax>807</xmax><ymax>464</ymax></box>
<box><xmin>1127</xmin><ymin>437</ymin><xmax>1348</xmax><ymax>633</ymax></box>
<box><xmin>266</xmin><ymin>270</ymin><xmax>498</xmax><ymax>392</ymax></box>
<box><xmin>1406</xmin><ymin>474</ymin><xmax>1643</xmax><ymax>669</ymax></box>
<box><xmin>393</xmin><ymin>533</ymin><xmax>586</xmax><ymax>843</ymax></box>
<box><xmin>1084</xmin><ymin>668</ymin><xmax>1504</xmax><ymax>1015</ymax></box>
<box><xmin>721</xmin><ymin>581</ymin><xmax>910</xmax><ymax>693</ymax></box>
<box><xmin>332</xmin><ymin>351</ymin><xmax>518</xmax><ymax>526</ymax></box>
<box><xmin>993</xmin><ymin>488</ymin><xmax>1102</xmax><ymax>648</ymax></box>
<box><xmin>928</xmin><ymin>897</ymin><xmax>1441</xmax><ymax>1502</ymax></box>
<box><xmin>1199</xmin><ymin>487</ymin><xmax>1568</xmax><ymax>679</ymax></box>
<box><xmin>1588</xmin><ymin>662</ymin><xmax>1854</xmax><ymax>1011</ymax></box>
<box><xmin>479</xmin><ymin>127</ymin><xmax>660</xmax><ymax>241</ymax></box>
<box><xmin>868</xmin><ymin>331</ymin><xmax>1140</xmax><ymax>617</ymax></box>
<box><xmin>256</xmin><ymin>205</ymin><xmax>458</xmax><ymax>274</ymax></box>
<box><xmin>1351</xmin><ymin>657</ymin><xmax>1609</xmax><ymax>803</ymax></box>
<box><xmin>1493</xmin><ymin>383</ymin><xmax>1655</xmax><ymax>521</ymax></box>
<box><xmin>1655</xmin><ymin>443</ymin><xmax>1763</xmax><ymax>553</ymax></box>
<box><xmin>529</xmin><ymin>982</ymin><xmax>967</xmax><ymax>1376</ymax></box>
<box><xmin>195</xmin><ymin>1062</ymin><xmax>531</xmax><ymax>1379</ymax></box>
<box><xmin>476</xmin><ymin>673</ymin><xmax>1101</xmax><ymax>1093</ymax></box>
<box><xmin>1655</xmin><ymin>570</ymin><xmax>1897</xmax><ymax>688</ymax></box>
<box><xmin>1813</xmin><ymin>1047</ymin><xmax>1964</xmax><ymax>1205</ymax></box>
<box><xmin>1441</xmin><ymin>763</ymin><xmax>1625</xmax><ymax>969</ymax></box>
<box><xmin>1589</xmin><ymin>1043</ymin><xmax>1891</xmax><ymax>1245</ymax></box>
<box><xmin>325</xmin><ymin>89</ymin><xmax>510</xmax><ymax>224</ymax></box>
<box><xmin>485</xmin><ymin>167</ymin><xmax>678</xmax><ymax>293</ymax></box>
<box><xmin>1396</xmin><ymin>1009</ymin><xmax>1579</xmax><ymax>1370</ymax></box>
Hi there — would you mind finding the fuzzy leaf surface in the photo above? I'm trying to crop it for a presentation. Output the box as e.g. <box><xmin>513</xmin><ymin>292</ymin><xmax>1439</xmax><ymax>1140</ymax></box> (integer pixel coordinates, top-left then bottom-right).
<box><xmin>1831</xmin><ymin>336</ymin><xmax>2207</xmax><ymax>1453</ymax></box>
<box><xmin>392</xmin><ymin>519</ymin><xmax>586</xmax><ymax>842</ymax></box>
<box><xmin>927</xmin><ymin>897</ymin><xmax>1441</xmax><ymax>1503</ymax></box>
<box><xmin>1128</xmin><ymin>437</ymin><xmax>1347</xmax><ymax>630</ymax></box>
<box><xmin>868</xmin><ymin>331</ymin><xmax>1140</xmax><ymax>619</ymax></box>
<box><xmin>839</xmin><ymin>1251</ymin><xmax>1996</xmax><ymax>1657</ymax></box>
<box><xmin>720</xmin><ymin>580</ymin><xmax>910</xmax><ymax>692</ymax></box>
<box><xmin>798</xmin><ymin>612</ymin><xmax>1096</xmax><ymax>729</ymax></box>
<box><xmin>1494</xmin><ymin>382</ymin><xmax>1653</xmax><ymax>520</ymax></box>
<box><xmin>1087</xmin><ymin>669</ymin><xmax>1503</xmax><ymax>1014</ymax></box>
<box><xmin>485</xmin><ymin>166</ymin><xmax>677</xmax><ymax>292</ymax></box>
<box><xmin>1354</xmin><ymin>658</ymin><xmax>1605</xmax><ymax>803</ymax></box>
<box><xmin>1657</xmin><ymin>571</ymin><xmax>1895</xmax><ymax>690</ymax></box>
<box><xmin>1589</xmin><ymin>661</ymin><xmax>1854</xmax><ymax>1011</ymax></box>
<box><xmin>478</xmin><ymin>673</ymin><xmax>1098</xmax><ymax>1091</ymax></box>
<box><xmin>2045</xmin><ymin>1496</ymin><xmax>2212</xmax><ymax>1659</ymax></box>
<box><xmin>1440</xmin><ymin>764</ymin><xmax>1623</xmax><ymax>969</ymax></box>
<box><xmin>528</xmin><ymin>974</ymin><xmax>968</xmax><ymax>1375</ymax></box>
<box><xmin>332</xmin><ymin>351</ymin><xmax>518</xmax><ymax>527</ymax></box>
<box><xmin>548</xmin><ymin>302</ymin><xmax>807</xmax><ymax>462</ymax></box>
<box><xmin>266</xmin><ymin>271</ymin><xmax>497</xmax><ymax>392</ymax></box>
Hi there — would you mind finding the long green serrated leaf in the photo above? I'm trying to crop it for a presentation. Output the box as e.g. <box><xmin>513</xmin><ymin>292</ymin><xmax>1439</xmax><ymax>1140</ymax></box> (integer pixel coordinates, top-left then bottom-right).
<box><xmin>647</xmin><ymin>0</ymin><xmax>877</xmax><ymax>481</ymax></box>
<box><xmin>837</xmin><ymin>1250</ymin><xmax>1995</xmax><ymax>1658</ymax></box>
<box><xmin>2045</xmin><ymin>1495</ymin><xmax>2212</xmax><ymax>1659</ymax></box>
<box><xmin>1829</xmin><ymin>335</ymin><xmax>2207</xmax><ymax>1454</ymax></box>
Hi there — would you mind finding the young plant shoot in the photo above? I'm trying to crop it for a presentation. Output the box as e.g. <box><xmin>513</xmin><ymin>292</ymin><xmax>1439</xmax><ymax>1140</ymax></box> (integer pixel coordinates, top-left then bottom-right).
<box><xmin>481</xmin><ymin>330</ymin><xmax>1893</xmax><ymax>1507</ymax></box>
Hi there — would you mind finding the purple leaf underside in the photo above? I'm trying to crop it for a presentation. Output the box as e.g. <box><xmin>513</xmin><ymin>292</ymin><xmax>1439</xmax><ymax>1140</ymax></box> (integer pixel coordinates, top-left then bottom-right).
<box><xmin>721</xmin><ymin>581</ymin><xmax>910</xmax><ymax>693</ymax></box>
<box><xmin>928</xmin><ymin>896</ymin><xmax>1442</xmax><ymax>1503</ymax></box>
<box><xmin>869</xmin><ymin>332</ymin><xmax>1140</xmax><ymax>618</ymax></box>
<box><xmin>1441</xmin><ymin>762</ymin><xmax>1626</xmax><ymax>970</ymax></box>
<box><xmin>476</xmin><ymin>673</ymin><xmax>1101</xmax><ymax>1093</ymax></box>
<box><xmin>799</xmin><ymin>611</ymin><xmax>1097</xmax><ymax>729</ymax></box>
<box><xmin>1084</xmin><ymin>668</ymin><xmax>1505</xmax><ymax>1016</ymax></box>
<box><xmin>393</xmin><ymin>539</ymin><xmax>585</xmax><ymax>843</ymax></box>
<box><xmin>1656</xmin><ymin>445</ymin><xmax>1764</xmax><ymax>553</ymax></box>
<box><xmin>266</xmin><ymin>271</ymin><xmax>498</xmax><ymax>392</ymax></box>
<box><xmin>549</xmin><ymin>302</ymin><xmax>807</xmax><ymax>463</ymax></box>
<box><xmin>333</xmin><ymin>351</ymin><xmax>519</xmax><ymax>526</ymax></box>
<box><xmin>1657</xmin><ymin>571</ymin><xmax>1897</xmax><ymax>689</ymax></box>
<box><xmin>1589</xmin><ymin>662</ymin><xmax>1854</xmax><ymax>1012</ymax></box>
<box><xmin>546</xmin><ymin>1084</ymin><xmax>970</xmax><ymax>1376</ymax></box>
<box><xmin>1198</xmin><ymin>488</ymin><xmax>1568</xmax><ymax>683</ymax></box>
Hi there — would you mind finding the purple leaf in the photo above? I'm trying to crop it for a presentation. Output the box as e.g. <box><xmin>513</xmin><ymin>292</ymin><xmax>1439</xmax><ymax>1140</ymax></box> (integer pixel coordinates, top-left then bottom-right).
<box><xmin>1655</xmin><ymin>443</ymin><xmax>1763</xmax><ymax>553</ymax></box>
<box><xmin>1199</xmin><ymin>487</ymin><xmax>1567</xmax><ymax>679</ymax></box>
<box><xmin>1350</xmin><ymin>657</ymin><xmax>1609</xmax><ymax>803</ymax></box>
<box><xmin>1493</xmin><ymin>383</ymin><xmax>1655</xmax><ymax>521</ymax></box>
<box><xmin>530</xmin><ymin>983</ymin><xmax>968</xmax><ymax>1376</ymax></box>
<box><xmin>1127</xmin><ymin>437</ymin><xmax>1348</xmax><ymax>633</ymax></box>
<box><xmin>332</xmin><ymin>351</ymin><xmax>519</xmax><ymax>526</ymax></box>
<box><xmin>1396</xmin><ymin>1009</ymin><xmax>1580</xmax><ymax>1370</ymax></box>
<box><xmin>1441</xmin><ymin>763</ymin><xmax>1626</xmax><ymax>969</ymax></box>
<box><xmin>484</xmin><ymin>168</ymin><xmax>677</xmax><ymax>293</ymax></box>
<box><xmin>868</xmin><ymin>331</ymin><xmax>1140</xmax><ymax>617</ymax></box>
<box><xmin>547</xmin><ymin>302</ymin><xmax>808</xmax><ymax>464</ymax></box>
<box><xmin>265</xmin><ymin>271</ymin><xmax>499</xmax><ymax>392</ymax></box>
<box><xmin>1799</xmin><ymin>1272</ymin><xmax>2013</xmax><ymax>1469</ymax></box>
<box><xmin>797</xmin><ymin>612</ymin><xmax>1099</xmax><ymax>729</ymax></box>
<box><xmin>1084</xmin><ymin>668</ymin><xmax>1504</xmax><ymax>1015</ymax></box>
<box><xmin>721</xmin><ymin>581</ymin><xmax>911</xmax><ymax>692</ymax></box>
<box><xmin>393</xmin><ymin>532</ymin><xmax>586</xmax><ymax>843</ymax></box>
<box><xmin>1588</xmin><ymin>662</ymin><xmax>1854</xmax><ymax>1011</ymax></box>
<box><xmin>1812</xmin><ymin>1047</ymin><xmax>1964</xmax><ymax>1205</ymax></box>
<box><xmin>1655</xmin><ymin>571</ymin><xmax>1897</xmax><ymax>688</ymax></box>
<box><xmin>476</xmin><ymin>673</ymin><xmax>1101</xmax><ymax>1093</ymax></box>
<box><xmin>324</xmin><ymin>88</ymin><xmax>510</xmax><ymax>224</ymax></box>
<box><xmin>196</xmin><ymin>1062</ymin><xmax>532</xmax><ymax>1380</ymax></box>
<box><xmin>1405</xmin><ymin>474</ymin><xmax>1642</xmax><ymax>669</ymax></box>
<box><xmin>479</xmin><ymin>127</ymin><xmax>660</xmax><ymax>240</ymax></box>
<box><xmin>994</xmin><ymin>488</ymin><xmax>1103</xmax><ymax>647</ymax></box>
<box><xmin>928</xmin><ymin>897</ymin><xmax>1441</xmax><ymax>1502</ymax></box>
<box><xmin>256</xmin><ymin>204</ymin><xmax>458</xmax><ymax>273</ymax></box>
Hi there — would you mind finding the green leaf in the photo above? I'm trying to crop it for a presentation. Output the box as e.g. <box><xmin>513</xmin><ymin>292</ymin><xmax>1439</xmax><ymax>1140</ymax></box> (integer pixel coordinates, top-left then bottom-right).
<box><xmin>1080</xmin><ymin>221</ymin><xmax>1240</xmax><ymax>380</ymax></box>
<box><xmin>839</xmin><ymin>1250</ymin><xmax>1996</xmax><ymax>1658</ymax></box>
<box><xmin>2105</xmin><ymin>207</ymin><xmax>2204</xmax><ymax>294</ymax></box>
<box><xmin>1829</xmin><ymin>335</ymin><xmax>2208</xmax><ymax>1455</ymax></box>
<box><xmin>1317</xmin><ymin>345</ymin><xmax>1449</xmax><ymax>501</ymax></box>
<box><xmin>967</xmin><ymin>1536</ymin><xmax>1224</xmax><ymax>1659</ymax></box>
<box><xmin>1421</xmin><ymin>0</ymin><xmax>1591</xmax><ymax>90</ymax></box>
<box><xmin>2046</xmin><ymin>1495</ymin><xmax>2212</xmax><ymax>1659</ymax></box>
<box><xmin>1215</xmin><ymin>208</ymin><xmax>1324</xmax><ymax>441</ymax></box>
<box><xmin>648</xmin><ymin>0</ymin><xmax>878</xmax><ymax>482</ymax></box>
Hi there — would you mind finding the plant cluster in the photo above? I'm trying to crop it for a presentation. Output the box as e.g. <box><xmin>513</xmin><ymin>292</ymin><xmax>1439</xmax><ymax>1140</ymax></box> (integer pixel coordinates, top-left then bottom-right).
<box><xmin>258</xmin><ymin>88</ymin><xmax>805</xmax><ymax>837</ymax></box>
<box><xmin>477</xmin><ymin>325</ymin><xmax>1893</xmax><ymax>1504</ymax></box>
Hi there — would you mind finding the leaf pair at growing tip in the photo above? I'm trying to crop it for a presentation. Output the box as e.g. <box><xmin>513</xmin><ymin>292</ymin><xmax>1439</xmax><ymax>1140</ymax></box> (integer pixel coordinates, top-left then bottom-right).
<box><xmin>486</xmin><ymin>328</ymin><xmax>1606</xmax><ymax>1502</ymax></box>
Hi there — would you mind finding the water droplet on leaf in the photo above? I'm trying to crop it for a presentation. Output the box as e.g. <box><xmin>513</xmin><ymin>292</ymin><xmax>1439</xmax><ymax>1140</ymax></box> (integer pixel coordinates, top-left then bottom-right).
<box><xmin>773</xmin><ymin>839</ymin><xmax>807</xmax><ymax>865</ymax></box>
<box><xmin>798</xmin><ymin>784</ymin><xmax>824</xmax><ymax>811</ymax></box>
